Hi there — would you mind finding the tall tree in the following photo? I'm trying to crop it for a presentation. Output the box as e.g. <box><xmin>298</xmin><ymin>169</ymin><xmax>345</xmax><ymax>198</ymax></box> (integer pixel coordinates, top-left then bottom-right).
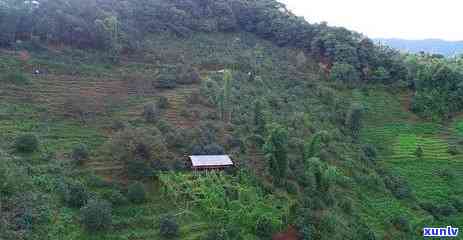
<box><xmin>253</xmin><ymin>99</ymin><xmax>266</xmax><ymax>136</ymax></box>
<box><xmin>221</xmin><ymin>69</ymin><xmax>232</xmax><ymax>122</ymax></box>
<box><xmin>264</xmin><ymin>123</ymin><xmax>288</xmax><ymax>184</ymax></box>
<box><xmin>346</xmin><ymin>104</ymin><xmax>364</xmax><ymax>141</ymax></box>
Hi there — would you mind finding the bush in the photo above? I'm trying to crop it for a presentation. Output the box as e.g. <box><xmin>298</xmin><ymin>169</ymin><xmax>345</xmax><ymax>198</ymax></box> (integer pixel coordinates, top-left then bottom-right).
<box><xmin>155</xmin><ymin>76</ymin><xmax>177</xmax><ymax>89</ymax></box>
<box><xmin>178</xmin><ymin>66</ymin><xmax>201</xmax><ymax>84</ymax></box>
<box><xmin>158</xmin><ymin>96</ymin><xmax>169</xmax><ymax>109</ymax></box>
<box><xmin>415</xmin><ymin>145</ymin><xmax>423</xmax><ymax>158</ymax></box>
<box><xmin>105</xmin><ymin>190</ymin><xmax>128</xmax><ymax>206</ymax></box>
<box><xmin>448</xmin><ymin>145</ymin><xmax>459</xmax><ymax>155</ymax></box>
<box><xmin>72</xmin><ymin>144</ymin><xmax>89</xmax><ymax>165</ymax></box>
<box><xmin>389</xmin><ymin>216</ymin><xmax>411</xmax><ymax>233</ymax></box>
<box><xmin>362</xmin><ymin>144</ymin><xmax>378</xmax><ymax>162</ymax></box>
<box><xmin>339</xmin><ymin>198</ymin><xmax>353</xmax><ymax>215</ymax></box>
<box><xmin>159</xmin><ymin>214</ymin><xmax>179</xmax><ymax>238</ymax></box>
<box><xmin>63</xmin><ymin>182</ymin><xmax>89</xmax><ymax>208</ymax></box>
<box><xmin>80</xmin><ymin>199</ymin><xmax>112</xmax><ymax>232</ymax></box>
<box><xmin>110</xmin><ymin>120</ymin><xmax>127</xmax><ymax>131</ymax></box>
<box><xmin>191</xmin><ymin>143</ymin><xmax>225</xmax><ymax>155</ymax></box>
<box><xmin>255</xmin><ymin>216</ymin><xmax>274</xmax><ymax>239</ymax></box>
<box><xmin>127</xmin><ymin>181</ymin><xmax>146</xmax><ymax>204</ymax></box>
<box><xmin>285</xmin><ymin>180</ymin><xmax>299</xmax><ymax>195</ymax></box>
<box><xmin>143</xmin><ymin>103</ymin><xmax>160</xmax><ymax>123</ymax></box>
<box><xmin>1</xmin><ymin>71</ymin><xmax>30</xmax><ymax>85</ymax></box>
<box><xmin>127</xmin><ymin>159</ymin><xmax>154</xmax><ymax>180</ymax></box>
<box><xmin>14</xmin><ymin>134</ymin><xmax>39</xmax><ymax>153</ymax></box>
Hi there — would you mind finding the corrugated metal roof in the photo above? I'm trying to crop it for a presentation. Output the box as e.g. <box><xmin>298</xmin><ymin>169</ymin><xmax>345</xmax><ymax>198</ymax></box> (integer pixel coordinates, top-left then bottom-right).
<box><xmin>189</xmin><ymin>155</ymin><xmax>233</xmax><ymax>167</ymax></box>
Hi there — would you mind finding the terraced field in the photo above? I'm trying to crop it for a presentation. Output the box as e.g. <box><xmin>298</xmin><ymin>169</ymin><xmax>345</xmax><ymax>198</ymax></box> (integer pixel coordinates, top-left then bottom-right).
<box><xmin>352</xmin><ymin>87</ymin><xmax>463</xmax><ymax>236</ymax></box>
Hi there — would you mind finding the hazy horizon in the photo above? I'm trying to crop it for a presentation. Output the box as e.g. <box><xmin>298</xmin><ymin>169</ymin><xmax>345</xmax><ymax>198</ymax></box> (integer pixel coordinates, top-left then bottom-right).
<box><xmin>279</xmin><ymin>0</ymin><xmax>462</xmax><ymax>41</ymax></box>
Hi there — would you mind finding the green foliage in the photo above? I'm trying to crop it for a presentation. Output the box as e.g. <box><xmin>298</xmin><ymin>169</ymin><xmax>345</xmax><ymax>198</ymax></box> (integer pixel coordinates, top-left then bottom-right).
<box><xmin>71</xmin><ymin>144</ymin><xmax>89</xmax><ymax>165</ymax></box>
<box><xmin>346</xmin><ymin>104</ymin><xmax>364</xmax><ymax>141</ymax></box>
<box><xmin>160</xmin><ymin>172</ymin><xmax>289</xmax><ymax>238</ymax></box>
<box><xmin>408</xmin><ymin>56</ymin><xmax>463</xmax><ymax>119</ymax></box>
<box><xmin>253</xmin><ymin>100</ymin><xmax>266</xmax><ymax>136</ymax></box>
<box><xmin>264</xmin><ymin>123</ymin><xmax>289</xmax><ymax>184</ymax></box>
<box><xmin>62</xmin><ymin>182</ymin><xmax>89</xmax><ymax>208</ymax></box>
<box><xmin>104</xmin><ymin>189</ymin><xmax>128</xmax><ymax>206</ymax></box>
<box><xmin>221</xmin><ymin>69</ymin><xmax>233</xmax><ymax>122</ymax></box>
<box><xmin>158</xmin><ymin>96</ymin><xmax>169</xmax><ymax>109</ymax></box>
<box><xmin>143</xmin><ymin>102</ymin><xmax>160</xmax><ymax>123</ymax></box>
<box><xmin>388</xmin><ymin>215</ymin><xmax>411</xmax><ymax>233</ymax></box>
<box><xmin>1</xmin><ymin>71</ymin><xmax>30</xmax><ymax>85</ymax></box>
<box><xmin>415</xmin><ymin>145</ymin><xmax>423</xmax><ymax>158</ymax></box>
<box><xmin>0</xmin><ymin>152</ymin><xmax>32</xmax><ymax>195</ymax></box>
<box><xmin>127</xmin><ymin>181</ymin><xmax>146</xmax><ymax>204</ymax></box>
<box><xmin>255</xmin><ymin>216</ymin><xmax>276</xmax><ymax>239</ymax></box>
<box><xmin>330</xmin><ymin>62</ymin><xmax>360</xmax><ymax>85</ymax></box>
<box><xmin>159</xmin><ymin>214</ymin><xmax>179</xmax><ymax>238</ymax></box>
<box><xmin>80</xmin><ymin>199</ymin><xmax>112</xmax><ymax>232</ymax></box>
<box><xmin>14</xmin><ymin>134</ymin><xmax>39</xmax><ymax>153</ymax></box>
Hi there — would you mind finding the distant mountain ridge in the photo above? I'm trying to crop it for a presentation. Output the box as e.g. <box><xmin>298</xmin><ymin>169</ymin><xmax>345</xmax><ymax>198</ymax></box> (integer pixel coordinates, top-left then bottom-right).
<box><xmin>375</xmin><ymin>38</ymin><xmax>463</xmax><ymax>56</ymax></box>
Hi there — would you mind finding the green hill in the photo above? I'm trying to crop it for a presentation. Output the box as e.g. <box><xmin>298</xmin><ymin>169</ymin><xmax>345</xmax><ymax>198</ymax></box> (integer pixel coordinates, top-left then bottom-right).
<box><xmin>1</xmin><ymin>1</ymin><xmax>463</xmax><ymax>240</ymax></box>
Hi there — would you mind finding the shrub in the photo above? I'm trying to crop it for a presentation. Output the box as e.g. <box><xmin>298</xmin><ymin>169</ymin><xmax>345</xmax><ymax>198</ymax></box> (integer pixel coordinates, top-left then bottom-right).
<box><xmin>384</xmin><ymin>174</ymin><xmax>413</xmax><ymax>199</ymax></box>
<box><xmin>71</xmin><ymin>144</ymin><xmax>89</xmax><ymax>165</ymax></box>
<box><xmin>285</xmin><ymin>180</ymin><xmax>299</xmax><ymax>195</ymax></box>
<box><xmin>389</xmin><ymin>216</ymin><xmax>411</xmax><ymax>233</ymax></box>
<box><xmin>105</xmin><ymin>190</ymin><xmax>128</xmax><ymax>206</ymax></box>
<box><xmin>319</xmin><ymin>212</ymin><xmax>338</xmax><ymax>234</ymax></box>
<box><xmin>143</xmin><ymin>103</ymin><xmax>160</xmax><ymax>123</ymax></box>
<box><xmin>1</xmin><ymin>71</ymin><xmax>30</xmax><ymax>85</ymax></box>
<box><xmin>63</xmin><ymin>182</ymin><xmax>89</xmax><ymax>208</ymax></box>
<box><xmin>80</xmin><ymin>199</ymin><xmax>112</xmax><ymax>232</ymax></box>
<box><xmin>415</xmin><ymin>145</ymin><xmax>423</xmax><ymax>158</ymax></box>
<box><xmin>255</xmin><ymin>216</ymin><xmax>274</xmax><ymax>239</ymax></box>
<box><xmin>330</xmin><ymin>62</ymin><xmax>360</xmax><ymax>85</ymax></box>
<box><xmin>203</xmin><ymin>143</ymin><xmax>225</xmax><ymax>155</ymax></box>
<box><xmin>339</xmin><ymin>198</ymin><xmax>353</xmax><ymax>215</ymax></box>
<box><xmin>178</xmin><ymin>66</ymin><xmax>201</xmax><ymax>84</ymax></box>
<box><xmin>158</xmin><ymin>96</ymin><xmax>169</xmax><ymax>109</ymax></box>
<box><xmin>110</xmin><ymin>120</ymin><xmax>127</xmax><ymax>131</ymax></box>
<box><xmin>448</xmin><ymin>145</ymin><xmax>459</xmax><ymax>155</ymax></box>
<box><xmin>15</xmin><ymin>134</ymin><xmax>39</xmax><ymax>153</ymax></box>
<box><xmin>127</xmin><ymin>181</ymin><xmax>146</xmax><ymax>204</ymax></box>
<box><xmin>450</xmin><ymin>197</ymin><xmax>463</xmax><ymax>212</ymax></box>
<box><xmin>362</xmin><ymin>144</ymin><xmax>378</xmax><ymax>162</ymax></box>
<box><xmin>159</xmin><ymin>214</ymin><xmax>179</xmax><ymax>238</ymax></box>
<box><xmin>127</xmin><ymin>159</ymin><xmax>153</xmax><ymax>180</ymax></box>
<box><xmin>155</xmin><ymin>76</ymin><xmax>177</xmax><ymax>89</ymax></box>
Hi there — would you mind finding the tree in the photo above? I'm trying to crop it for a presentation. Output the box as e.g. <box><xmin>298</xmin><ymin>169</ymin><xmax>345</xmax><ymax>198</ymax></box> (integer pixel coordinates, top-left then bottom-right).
<box><xmin>14</xmin><ymin>134</ymin><xmax>39</xmax><ymax>153</ymax></box>
<box><xmin>159</xmin><ymin>214</ymin><xmax>179</xmax><ymax>238</ymax></box>
<box><xmin>72</xmin><ymin>144</ymin><xmax>89</xmax><ymax>165</ymax></box>
<box><xmin>264</xmin><ymin>123</ymin><xmax>289</xmax><ymax>184</ymax></box>
<box><xmin>143</xmin><ymin>102</ymin><xmax>160</xmax><ymax>123</ymax></box>
<box><xmin>127</xmin><ymin>181</ymin><xmax>146</xmax><ymax>204</ymax></box>
<box><xmin>221</xmin><ymin>69</ymin><xmax>233</xmax><ymax>122</ymax></box>
<box><xmin>371</xmin><ymin>67</ymin><xmax>391</xmax><ymax>83</ymax></box>
<box><xmin>63</xmin><ymin>182</ymin><xmax>89</xmax><ymax>208</ymax></box>
<box><xmin>330</xmin><ymin>62</ymin><xmax>360</xmax><ymax>85</ymax></box>
<box><xmin>346</xmin><ymin>104</ymin><xmax>363</xmax><ymax>141</ymax></box>
<box><xmin>253</xmin><ymin>100</ymin><xmax>266</xmax><ymax>136</ymax></box>
<box><xmin>80</xmin><ymin>199</ymin><xmax>112</xmax><ymax>232</ymax></box>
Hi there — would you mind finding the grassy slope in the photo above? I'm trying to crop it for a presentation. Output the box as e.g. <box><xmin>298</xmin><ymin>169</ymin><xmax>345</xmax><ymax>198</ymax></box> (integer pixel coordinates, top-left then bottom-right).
<box><xmin>350</xmin><ymin>87</ymin><xmax>463</xmax><ymax>238</ymax></box>
<box><xmin>1</xmin><ymin>32</ymin><xmax>298</xmax><ymax>239</ymax></box>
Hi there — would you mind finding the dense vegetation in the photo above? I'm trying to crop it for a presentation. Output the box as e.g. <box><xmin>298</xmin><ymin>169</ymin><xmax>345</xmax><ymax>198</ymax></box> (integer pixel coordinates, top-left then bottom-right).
<box><xmin>1</xmin><ymin>0</ymin><xmax>462</xmax><ymax>240</ymax></box>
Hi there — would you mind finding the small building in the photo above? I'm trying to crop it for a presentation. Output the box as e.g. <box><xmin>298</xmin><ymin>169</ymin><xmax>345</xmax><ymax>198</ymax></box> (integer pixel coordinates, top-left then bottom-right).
<box><xmin>188</xmin><ymin>155</ymin><xmax>234</xmax><ymax>170</ymax></box>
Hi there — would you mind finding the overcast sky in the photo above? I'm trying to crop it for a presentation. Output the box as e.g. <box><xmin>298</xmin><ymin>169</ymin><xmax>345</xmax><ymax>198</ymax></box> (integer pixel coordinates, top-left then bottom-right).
<box><xmin>279</xmin><ymin>0</ymin><xmax>462</xmax><ymax>41</ymax></box>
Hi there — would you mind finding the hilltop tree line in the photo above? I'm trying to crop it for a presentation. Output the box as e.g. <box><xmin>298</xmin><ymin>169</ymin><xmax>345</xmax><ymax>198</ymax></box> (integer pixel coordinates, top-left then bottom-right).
<box><xmin>1</xmin><ymin>0</ymin><xmax>405</xmax><ymax>82</ymax></box>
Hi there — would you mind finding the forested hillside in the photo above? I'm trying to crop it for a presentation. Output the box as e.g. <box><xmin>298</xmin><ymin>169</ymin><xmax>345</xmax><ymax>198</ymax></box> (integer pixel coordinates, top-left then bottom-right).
<box><xmin>1</xmin><ymin>1</ymin><xmax>462</xmax><ymax>240</ymax></box>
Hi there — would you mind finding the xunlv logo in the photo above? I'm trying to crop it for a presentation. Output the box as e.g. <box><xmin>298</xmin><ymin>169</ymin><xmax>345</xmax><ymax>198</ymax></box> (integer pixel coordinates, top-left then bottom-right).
<box><xmin>423</xmin><ymin>226</ymin><xmax>459</xmax><ymax>237</ymax></box>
